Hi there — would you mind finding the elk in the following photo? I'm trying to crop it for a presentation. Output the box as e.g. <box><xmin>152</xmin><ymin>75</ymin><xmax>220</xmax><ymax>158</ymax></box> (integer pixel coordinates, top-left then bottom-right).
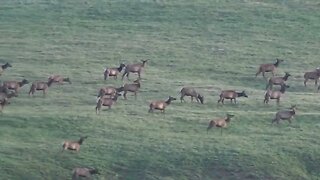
<box><xmin>95</xmin><ymin>93</ymin><xmax>121</xmax><ymax>114</ymax></box>
<box><xmin>72</xmin><ymin>167</ymin><xmax>99</xmax><ymax>180</ymax></box>
<box><xmin>62</xmin><ymin>136</ymin><xmax>88</xmax><ymax>152</ymax></box>
<box><xmin>104</xmin><ymin>63</ymin><xmax>126</xmax><ymax>80</ymax></box>
<box><xmin>272</xmin><ymin>105</ymin><xmax>297</xmax><ymax>124</ymax></box>
<box><xmin>265</xmin><ymin>72</ymin><xmax>291</xmax><ymax>90</ymax></box>
<box><xmin>218</xmin><ymin>90</ymin><xmax>248</xmax><ymax>104</ymax></box>
<box><xmin>48</xmin><ymin>75</ymin><xmax>72</xmax><ymax>85</ymax></box>
<box><xmin>97</xmin><ymin>86</ymin><xmax>124</xmax><ymax>98</ymax></box>
<box><xmin>122</xmin><ymin>79</ymin><xmax>140</xmax><ymax>100</ymax></box>
<box><xmin>264</xmin><ymin>84</ymin><xmax>289</xmax><ymax>105</ymax></box>
<box><xmin>0</xmin><ymin>97</ymin><xmax>10</xmax><ymax>112</ymax></box>
<box><xmin>0</xmin><ymin>62</ymin><xmax>12</xmax><ymax>76</ymax></box>
<box><xmin>0</xmin><ymin>91</ymin><xmax>18</xmax><ymax>100</ymax></box>
<box><xmin>303</xmin><ymin>68</ymin><xmax>320</xmax><ymax>86</ymax></box>
<box><xmin>179</xmin><ymin>87</ymin><xmax>204</xmax><ymax>104</ymax></box>
<box><xmin>122</xmin><ymin>59</ymin><xmax>148</xmax><ymax>80</ymax></box>
<box><xmin>3</xmin><ymin>79</ymin><xmax>29</xmax><ymax>93</ymax></box>
<box><xmin>207</xmin><ymin>114</ymin><xmax>235</xmax><ymax>135</ymax></box>
<box><xmin>28</xmin><ymin>79</ymin><xmax>54</xmax><ymax>97</ymax></box>
<box><xmin>148</xmin><ymin>96</ymin><xmax>176</xmax><ymax>113</ymax></box>
<box><xmin>255</xmin><ymin>58</ymin><xmax>284</xmax><ymax>78</ymax></box>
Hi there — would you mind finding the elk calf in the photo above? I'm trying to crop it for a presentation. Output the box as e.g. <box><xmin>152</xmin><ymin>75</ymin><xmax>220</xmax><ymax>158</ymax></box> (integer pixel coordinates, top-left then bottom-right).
<box><xmin>207</xmin><ymin>114</ymin><xmax>234</xmax><ymax>135</ymax></box>
<box><xmin>104</xmin><ymin>63</ymin><xmax>126</xmax><ymax>80</ymax></box>
<box><xmin>264</xmin><ymin>84</ymin><xmax>289</xmax><ymax>105</ymax></box>
<box><xmin>3</xmin><ymin>79</ymin><xmax>29</xmax><ymax>93</ymax></box>
<box><xmin>148</xmin><ymin>96</ymin><xmax>176</xmax><ymax>113</ymax></box>
<box><xmin>272</xmin><ymin>105</ymin><xmax>296</xmax><ymax>124</ymax></box>
<box><xmin>122</xmin><ymin>59</ymin><xmax>148</xmax><ymax>80</ymax></box>
<box><xmin>180</xmin><ymin>87</ymin><xmax>204</xmax><ymax>104</ymax></box>
<box><xmin>48</xmin><ymin>75</ymin><xmax>72</xmax><ymax>85</ymax></box>
<box><xmin>29</xmin><ymin>79</ymin><xmax>54</xmax><ymax>97</ymax></box>
<box><xmin>122</xmin><ymin>79</ymin><xmax>141</xmax><ymax>100</ymax></box>
<box><xmin>0</xmin><ymin>62</ymin><xmax>12</xmax><ymax>76</ymax></box>
<box><xmin>218</xmin><ymin>90</ymin><xmax>248</xmax><ymax>104</ymax></box>
<box><xmin>62</xmin><ymin>136</ymin><xmax>88</xmax><ymax>152</ymax></box>
<box><xmin>72</xmin><ymin>167</ymin><xmax>99</xmax><ymax>180</ymax></box>
<box><xmin>255</xmin><ymin>58</ymin><xmax>284</xmax><ymax>78</ymax></box>
<box><xmin>265</xmin><ymin>72</ymin><xmax>291</xmax><ymax>90</ymax></box>
<box><xmin>303</xmin><ymin>68</ymin><xmax>320</xmax><ymax>86</ymax></box>
<box><xmin>95</xmin><ymin>93</ymin><xmax>121</xmax><ymax>114</ymax></box>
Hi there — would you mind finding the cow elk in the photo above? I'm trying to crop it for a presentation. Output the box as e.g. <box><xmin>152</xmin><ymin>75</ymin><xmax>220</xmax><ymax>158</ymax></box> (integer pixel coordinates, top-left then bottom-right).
<box><xmin>72</xmin><ymin>167</ymin><xmax>99</xmax><ymax>180</ymax></box>
<box><xmin>179</xmin><ymin>87</ymin><xmax>204</xmax><ymax>104</ymax></box>
<box><xmin>122</xmin><ymin>59</ymin><xmax>148</xmax><ymax>80</ymax></box>
<box><xmin>264</xmin><ymin>84</ymin><xmax>289</xmax><ymax>105</ymax></box>
<box><xmin>148</xmin><ymin>96</ymin><xmax>176</xmax><ymax>113</ymax></box>
<box><xmin>3</xmin><ymin>79</ymin><xmax>29</xmax><ymax>93</ymax></box>
<box><xmin>255</xmin><ymin>58</ymin><xmax>284</xmax><ymax>78</ymax></box>
<box><xmin>0</xmin><ymin>62</ymin><xmax>12</xmax><ymax>76</ymax></box>
<box><xmin>28</xmin><ymin>79</ymin><xmax>54</xmax><ymax>97</ymax></box>
<box><xmin>218</xmin><ymin>90</ymin><xmax>248</xmax><ymax>104</ymax></box>
<box><xmin>62</xmin><ymin>136</ymin><xmax>88</xmax><ymax>152</ymax></box>
<box><xmin>97</xmin><ymin>86</ymin><xmax>124</xmax><ymax>98</ymax></box>
<box><xmin>265</xmin><ymin>72</ymin><xmax>291</xmax><ymax>90</ymax></box>
<box><xmin>272</xmin><ymin>105</ymin><xmax>297</xmax><ymax>124</ymax></box>
<box><xmin>95</xmin><ymin>93</ymin><xmax>121</xmax><ymax>114</ymax></box>
<box><xmin>104</xmin><ymin>63</ymin><xmax>126</xmax><ymax>80</ymax></box>
<box><xmin>303</xmin><ymin>68</ymin><xmax>320</xmax><ymax>86</ymax></box>
<box><xmin>122</xmin><ymin>79</ymin><xmax>140</xmax><ymax>100</ymax></box>
<box><xmin>207</xmin><ymin>114</ymin><xmax>235</xmax><ymax>135</ymax></box>
<box><xmin>48</xmin><ymin>75</ymin><xmax>72</xmax><ymax>85</ymax></box>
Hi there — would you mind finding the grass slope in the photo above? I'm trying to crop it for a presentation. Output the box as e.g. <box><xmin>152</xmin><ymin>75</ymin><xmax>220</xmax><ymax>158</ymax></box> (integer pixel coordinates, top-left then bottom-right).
<box><xmin>0</xmin><ymin>0</ymin><xmax>320</xmax><ymax>179</ymax></box>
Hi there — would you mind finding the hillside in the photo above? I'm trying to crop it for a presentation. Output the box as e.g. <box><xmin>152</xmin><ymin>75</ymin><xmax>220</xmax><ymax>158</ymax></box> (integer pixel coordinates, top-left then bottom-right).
<box><xmin>0</xmin><ymin>0</ymin><xmax>320</xmax><ymax>179</ymax></box>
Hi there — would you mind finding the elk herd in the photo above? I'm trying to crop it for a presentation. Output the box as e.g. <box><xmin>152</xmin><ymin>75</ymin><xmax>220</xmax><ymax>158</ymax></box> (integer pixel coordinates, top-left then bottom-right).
<box><xmin>0</xmin><ymin>59</ymin><xmax>318</xmax><ymax>178</ymax></box>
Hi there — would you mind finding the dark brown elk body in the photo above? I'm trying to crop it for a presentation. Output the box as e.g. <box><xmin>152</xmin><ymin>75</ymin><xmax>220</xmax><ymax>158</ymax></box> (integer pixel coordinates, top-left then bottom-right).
<box><xmin>72</xmin><ymin>167</ymin><xmax>99</xmax><ymax>180</ymax></box>
<box><xmin>121</xmin><ymin>79</ymin><xmax>140</xmax><ymax>100</ymax></box>
<box><xmin>28</xmin><ymin>79</ymin><xmax>54</xmax><ymax>96</ymax></box>
<box><xmin>272</xmin><ymin>105</ymin><xmax>296</xmax><ymax>124</ymax></box>
<box><xmin>264</xmin><ymin>84</ymin><xmax>289</xmax><ymax>105</ymax></box>
<box><xmin>207</xmin><ymin>114</ymin><xmax>234</xmax><ymax>135</ymax></box>
<box><xmin>48</xmin><ymin>75</ymin><xmax>72</xmax><ymax>85</ymax></box>
<box><xmin>218</xmin><ymin>90</ymin><xmax>248</xmax><ymax>104</ymax></box>
<box><xmin>303</xmin><ymin>68</ymin><xmax>320</xmax><ymax>86</ymax></box>
<box><xmin>180</xmin><ymin>87</ymin><xmax>204</xmax><ymax>104</ymax></box>
<box><xmin>0</xmin><ymin>62</ymin><xmax>12</xmax><ymax>76</ymax></box>
<box><xmin>266</xmin><ymin>72</ymin><xmax>291</xmax><ymax>89</ymax></box>
<box><xmin>95</xmin><ymin>93</ymin><xmax>121</xmax><ymax>114</ymax></box>
<box><xmin>122</xmin><ymin>60</ymin><xmax>148</xmax><ymax>80</ymax></box>
<box><xmin>148</xmin><ymin>96</ymin><xmax>176</xmax><ymax>113</ymax></box>
<box><xmin>104</xmin><ymin>63</ymin><xmax>125</xmax><ymax>80</ymax></box>
<box><xmin>97</xmin><ymin>86</ymin><xmax>124</xmax><ymax>98</ymax></box>
<box><xmin>255</xmin><ymin>59</ymin><xmax>284</xmax><ymax>78</ymax></box>
<box><xmin>3</xmin><ymin>79</ymin><xmax>29</xmax><ymax>93</ymax></box>
<box><xmin>62</xmin><ymin>136</ymin><xmax>88</xmax><ymax>152</ymax></box>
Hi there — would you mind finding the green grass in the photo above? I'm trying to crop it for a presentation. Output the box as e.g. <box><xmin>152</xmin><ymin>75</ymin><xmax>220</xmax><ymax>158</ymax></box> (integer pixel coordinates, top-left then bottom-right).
<box><xmin>0</xmin><ymin>0</ymin><xmax>320</xmax><ymax>179</ymax></box>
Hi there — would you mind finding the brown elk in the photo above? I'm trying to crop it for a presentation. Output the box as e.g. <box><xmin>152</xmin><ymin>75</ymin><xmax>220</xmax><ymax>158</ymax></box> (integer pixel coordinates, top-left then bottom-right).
<box><xmin>218</xmin><ymin>90</ymin><xmax>248</xmax><ymax>104</ymax></box>
<box><xmin>179</xmin><ymin>87</ymin><xmax>204</xmax><ymax>104</ymax></box>
<box><xmin>48</xmin><ymin>75</ymin><xmax>72</xmax><ymax>85</ymax></box>
<box><xmin>72</xmin><ymin>167</ymin><xmax>99</xmax><ymax>180</ymax></box>
<box><xmin>0</xmin><ymin>62</ymin><xmax>12</xmax><ymax>76</ymax></box>
<box><xmin>104</xmin><ymin>63</ymin><xmax>126</xmax><ymax>80</ymax></box>
<box><xmin>264</xmin><ymin>84</ymin><xmax>289</xmax><ymax>105</ymax></box>
<box><xmin>255</xmin><ymin>58</ymin><xmax>284</xmax><ymax>78</ymax></box>
<box><xmin>3</xmin><ymin>79</ymin><xmax>29</xmax><ymax>93</ymax></box>
<box><xmin>272</xmin><ymin>105</ymin><xmax>297</xmax><ymax>124</ymax></box>
<box><xmin>122</xmin><ymin>79</ymin><xmax>141</xmax><ymax>100</ymax></box>
<box><xmin>122</xmin><ymin>59</ymin><xmax>148</xmax><ymax>80</ymax></box>
<box><xmin>265</xmin><ymin>72</ymin><xmax>291</xmax><ymax>90</ymax></box>
<box><xmin>95</xmin><ymin>93</ymin><xmax>121</xmax><ymax>114</ymax></box>
<box><xmin>148</xmin><ymin>96</ymin><xmax>176</xmax><ymax>113</ymax></box>
<box><xmin>303</xmin><ymin>68</ymin><xmax>320</xmax><ymax>86</ymax></box>
<box><xmin>207</xmin><ymin>114</ymin><xmax>235</xmax><ymax>135</ymax></box>
<box><xmin>0</xmin><ymin>97</ymin><xmax>10</xmax><ymax>112</ymax></box>
<box><xmin>28</xmin><ymin>79</ymin><xmax>54</xmax><ymax>97</ymax></box>
<box><xmin>0</xmin><ymin>91</ymin><xmax>18</xmax><ymax>100</ymax></box>
<box><xmin>97</xmin><ymin>86</ymin><xmax>124</xmax><ymax>98</ymax></box>
<box><xmin>62</xmin><ymin>136</ymin><xmax>88</xmax><ymax>152</ymax></box>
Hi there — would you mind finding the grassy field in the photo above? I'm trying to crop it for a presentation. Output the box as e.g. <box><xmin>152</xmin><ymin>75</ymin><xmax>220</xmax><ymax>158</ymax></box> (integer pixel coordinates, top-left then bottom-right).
<box><xmin>0</xmin><ymin>0</ymin><xmax>320</xmax><ymax>179</ymax></box>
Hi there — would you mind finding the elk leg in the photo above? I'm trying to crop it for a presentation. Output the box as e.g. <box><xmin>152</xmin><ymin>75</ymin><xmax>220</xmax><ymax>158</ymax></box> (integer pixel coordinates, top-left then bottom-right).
<box><xmin>123</xmin><ymin>92</ymin><xmax>127</xmax><ymax>100</ymax></box>
<box><xmin>304</xmin><ymin>79</ymin><xmax>307</xmax><ymax>86</ymax></box>
<box><xmin>276</xmin><ymin>98</ymin><xmax>280</xmax><ymax>105</ymax></box>
<box><xmin>315</xmin><ymin>79</ymin><xmax>318</xmax><ymax>86</ymax></box>
<box><xmin>180</xmin><ymin>95</ymin><xmax>184</xmax><ymax>103</ymax></box>
<box><xmin>234</xmin><ymin>98</ymin><xmax>237</xmax><ymax>104</ymax></box>
<box><xmin>138</xmin><ymin>72</ymin><xmax>141</xmax><ymax>79</ymax></box>
<box><xmin>134</xmin><ymin>92</ymin><xmax>137</xmax><ymax>100</ymax></box>
<box><xmin>191</xmin><ymin>96</ymin><xmax>194</xmax><ymax>102</ymax></box>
